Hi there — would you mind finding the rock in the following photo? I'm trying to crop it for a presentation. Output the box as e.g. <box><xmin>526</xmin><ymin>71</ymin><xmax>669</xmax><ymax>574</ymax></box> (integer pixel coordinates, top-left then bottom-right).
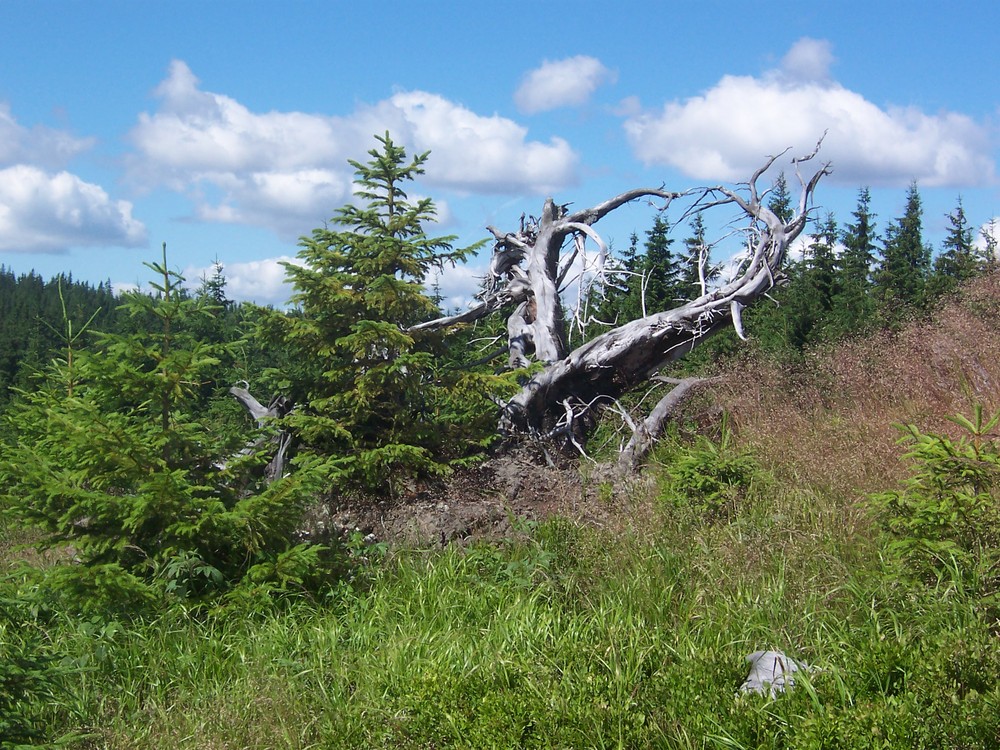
<box><xmin>739</xmin><ymin>650</ymin><xmax>810</xmax><ymax>698</ymax></box>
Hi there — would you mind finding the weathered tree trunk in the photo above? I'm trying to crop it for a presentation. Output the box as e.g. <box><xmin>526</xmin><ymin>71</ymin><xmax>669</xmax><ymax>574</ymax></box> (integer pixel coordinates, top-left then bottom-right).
<box><xmin>616</xmin><ymin>376</ymin><xmax>715</xmax><ymax>472</ymax></box>
<box><xmin>230</xmin><ymin>386</ymin><xmax>293</xmax><ymax>483</ymax></box>
<box><xmin>415</xmin><ymin>148</ymin><xmax>828</xmax><ymax>463</ymax></box>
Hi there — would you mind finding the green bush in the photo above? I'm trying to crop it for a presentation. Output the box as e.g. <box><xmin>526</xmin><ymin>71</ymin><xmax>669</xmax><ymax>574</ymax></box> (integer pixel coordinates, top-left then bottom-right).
<box><xmin>654</xmin><ymin>416</ymin><xmax>762</xmax><ymax>521</ymax></box>
<box><xmin>0</xmin><ymin>249</ymin><xmax>333</xmax><ymax>613</ymax></box>
<box><xmin>874</xmin><ymin>405</ymin><xmax>1000</xmax><ymax>592</ymax></box>
<box><xmin>0</xmin><ymin>590</ymin><xmax>80</xmax><ymax>749</ymax></box>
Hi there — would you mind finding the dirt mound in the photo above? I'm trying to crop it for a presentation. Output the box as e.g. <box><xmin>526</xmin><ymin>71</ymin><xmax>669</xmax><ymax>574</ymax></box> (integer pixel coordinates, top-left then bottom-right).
<box><xmin>304</xmin><ymin>453</ymin><xmax>626</xmax><ymax>547</ymax></box>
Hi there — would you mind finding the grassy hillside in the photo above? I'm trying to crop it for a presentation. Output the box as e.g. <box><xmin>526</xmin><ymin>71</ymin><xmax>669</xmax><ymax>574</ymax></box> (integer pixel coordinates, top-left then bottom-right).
<box><xmin>4</xmin><ymin>274</ymin><xmax>1000</xmax><ymax>748</ymax></box>
<box><xmin>717</xmin><ymin>271</ymin><xmax>1000</xmax><ymax>492</ymax></box>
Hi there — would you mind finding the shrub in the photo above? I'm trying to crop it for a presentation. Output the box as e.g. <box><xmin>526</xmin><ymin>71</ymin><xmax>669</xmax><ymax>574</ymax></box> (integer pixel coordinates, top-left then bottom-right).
<box><xmin>0</xmin><ymin>590</ymin><xmax>78</xmax><ymax>748</ymax></box>
<box><xmin>654</xmin><ymin>415</ymin><xmax>762</xmax><ymax>521</ymax></box>
<box><xmin>873</xmin><ymin>405</ymin><xmax>1000</xmax><ymax>593</ymax></box>
<box><xmin>0</xmin><ymin>249</ymin><xmax>333</xmax><ymax>613</ymax></box>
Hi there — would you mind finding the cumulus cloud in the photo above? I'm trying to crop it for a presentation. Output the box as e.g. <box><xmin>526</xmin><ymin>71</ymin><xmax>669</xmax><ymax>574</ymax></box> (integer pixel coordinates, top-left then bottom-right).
<box><xmin>514</xmin><ymin>55</ymin><xmax>616</xmax><ymax>114</ymax></box>
<box><xmin>183</xmin><ymin>255</ymin><xmax>298</xmax><ymax>306</ymax></box>
<box><xmin>128</xmin><ymin>61</ymin><xmax>579</xmax><ymax>238</ymax></box>
<box><xmin>372</xmin><ymin>91</ymin><xmax>577</xmax><ymax>194</ymax></box>
<box><xmin>776</xmin><ymin>37</ymin><xmax>835</xmax><ymax>85</ymax></box>
<box><xmin>623</xmin><ymin>38</ymin><xmax>995</xmax><ymax>188</ymax></box>
<box><xmin>430</xmin><ymin>259</ymin><xmax>490</xmax><ymax>313</ymax></box>
<box><xmin>0</xmin><ymin>104</ymin><xmax>142</xmax><ymax>253</ymax></box>
<box><xmin>0</xmin><ymin>102</ymin><xmax>95</xmax><ymax>169</ymax></box>
<box><xmin>0</xmin><ymin>165</ymin><xmax>147</xmax><ymax>253</ymax></box>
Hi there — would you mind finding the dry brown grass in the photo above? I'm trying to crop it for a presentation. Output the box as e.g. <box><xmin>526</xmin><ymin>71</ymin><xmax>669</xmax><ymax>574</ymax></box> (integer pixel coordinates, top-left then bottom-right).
<box><xmin>709</xmin><ymin>271</ymin><xmax>1000</xmax><ymax>500</ymax></box>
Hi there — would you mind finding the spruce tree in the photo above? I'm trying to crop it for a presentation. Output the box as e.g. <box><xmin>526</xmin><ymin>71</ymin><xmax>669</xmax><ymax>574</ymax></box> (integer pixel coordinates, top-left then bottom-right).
<box><xmin>982</xmin><ymin>219</ymin><xmax>999</xmax><ymax>271</ymax></box>
<box><xmin>638</xmin><ymin>212</ymin><xmax>684</xmax><ymax>313</ymax></box>
<box><xmin>876</xmin><ymin>182</ymin><xmax>931</xmax><ymax>315</ymax></box>
<box><xmin>591</xmin><ymin>232</ymin><xmax>641</xmax><ymax>326</ymax></box>
<box><xmin>0</xmin><ymin>248</ymin><xmax>324</xmax><ymax>611</ymax></box>
<box><xmin>784</xmin><ymin>212</ymin><xmax>841</xmax><ymax>346</ymax></box>
<box><xmin>267</xmin><ymin>133</ymin><xmax>491</xmax><ymax>493</ymax></box>
<box><xmin>198</xmin><ymin>257</ymin><xmax>231</xmax><ymax>308</ymax></box>
<box><xmin>767</xmin><ymin>172</ymin><xmax>793</xmax><ymax>224</ymax></box>
<box><xmin>831</xmin><ymin>187</ymin><xmax>877</xmax><ymax>337</ymax></box>
<box><xmin>740</xmin><ymin>214</ymin><xmax>839</xmax><ymax>353</ymax></box>
<box><xmin>928</xmin><ymin>198</ymin><xmax>984</xmax><ymax>298</ymax></box>
<box><xmin>589</xmin><ymin>211</ymin><xmax>686</xmax><ymax>334</ymax></box>
<box><xmin>806</xmin><ymin>213</ymin><xmax>840</xmax><ymax>312</ymax></box>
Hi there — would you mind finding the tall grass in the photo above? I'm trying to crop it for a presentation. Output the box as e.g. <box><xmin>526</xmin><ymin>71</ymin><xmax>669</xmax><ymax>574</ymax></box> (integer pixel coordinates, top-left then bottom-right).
<box><xmin>6</xmin><ymin>273</ymin><xmax>1000</xmax><ymax>748</ymax></box>
<box><xmin>19</xmin><ymin>469</ymin><xmax>998</xmax><ymax>748</ymax></box>
<box><xmin>710</xmin><ymin>272</ymin><xmax>1000</xmax><ymax>498</ymax></box>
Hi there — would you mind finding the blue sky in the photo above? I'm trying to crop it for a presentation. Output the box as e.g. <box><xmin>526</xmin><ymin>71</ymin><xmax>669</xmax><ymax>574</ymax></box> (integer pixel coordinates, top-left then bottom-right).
<box><xmin>1</xmin><ymin>1</ymin><xmax>998</xmax><ymax>307</ymax></box>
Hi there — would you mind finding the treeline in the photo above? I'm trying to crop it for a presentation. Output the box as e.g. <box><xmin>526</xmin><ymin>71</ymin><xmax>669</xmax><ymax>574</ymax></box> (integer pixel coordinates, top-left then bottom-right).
<box><xmin>0</xmin><ymin>268</ymin><xmax>119</xmax><ymax>401</ymax></box>
<box><xmin>0</xmin><ymin>261</ymin><xmax>261</xmax><ymax>407</ymax></box>
<box><xmin>588</xmin><ymin>177</ymin><xmax>997</xmax><ymax>360</ymax></box>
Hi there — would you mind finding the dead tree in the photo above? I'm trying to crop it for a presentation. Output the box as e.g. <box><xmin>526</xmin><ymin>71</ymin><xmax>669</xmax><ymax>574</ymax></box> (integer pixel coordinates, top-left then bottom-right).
<box><xmin>229</xmin><ymin>385</ymin><xmax>293</xmax><ymax>483</ymax></box>
<box><xmin>414</xmin><ymin>146</ymin><xmax>830</xmax><ymax>465</ymax></box>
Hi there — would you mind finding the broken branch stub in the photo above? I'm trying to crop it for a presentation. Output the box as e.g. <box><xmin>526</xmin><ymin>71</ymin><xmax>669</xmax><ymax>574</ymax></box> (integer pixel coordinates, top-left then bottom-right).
<box><xmin>230</xmin><ymin>385</ymin><xmax>294</xmax><ymax>482</ymax></box>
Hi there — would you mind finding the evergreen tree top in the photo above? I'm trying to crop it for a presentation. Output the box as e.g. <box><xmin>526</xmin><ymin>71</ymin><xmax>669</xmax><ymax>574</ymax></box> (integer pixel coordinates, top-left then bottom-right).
<box><xmin>338</xmin><ymin>132</ymin><xmax>433</xmax><ymax>238</ymax></box>
<box><xmin>293</xmin><ymin>132</ymin><xmax>478</xmax><ymax>292</ymax></box>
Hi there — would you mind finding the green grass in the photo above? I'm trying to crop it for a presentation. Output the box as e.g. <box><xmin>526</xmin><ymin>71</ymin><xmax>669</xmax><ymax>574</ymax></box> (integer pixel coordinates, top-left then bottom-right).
<box><xmin>7</xmin><ymin>269</ymin><xmax>1000</xmax><ymax>749</ymax></box>
<box><xmin>6</xmin><ymin>457</ymin><xmax>999</xmax><ymax>749</ymax></box>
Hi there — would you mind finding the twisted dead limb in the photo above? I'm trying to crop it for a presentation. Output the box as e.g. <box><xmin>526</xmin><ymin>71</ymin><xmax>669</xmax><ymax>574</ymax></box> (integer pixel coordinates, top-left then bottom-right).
<box><xmin>230</xmin><ymin>385</ymin><xmax>293</xmax><ymax>483</ymax></box>
<box><xmin>409</xmin><ymin>146</ymin><xmax>827</xmax><ymax>464</ymax></box>
<box><xmin>616</xmin><ymin>376</ymin><xmax>720</xmax><ymax>472</ymax></box>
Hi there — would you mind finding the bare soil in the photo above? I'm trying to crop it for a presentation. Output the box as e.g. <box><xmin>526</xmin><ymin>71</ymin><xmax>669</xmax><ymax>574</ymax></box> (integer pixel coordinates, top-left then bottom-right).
<box><xmin>304</xmin><ymin>452</ymin><xmax>631</xmax><ymax>548</ymax></box>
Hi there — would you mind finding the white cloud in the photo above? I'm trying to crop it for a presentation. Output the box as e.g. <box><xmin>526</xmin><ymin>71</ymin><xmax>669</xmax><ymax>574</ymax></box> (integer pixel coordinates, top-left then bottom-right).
<box><xmin>183</xmin><ymin>255</ymin><xmax>298</xmax><ymax>306</ymax></box>
<box><xmin>514</xmin><ymin>56</ymin><xmax>616</xmax><ymax>114</ymax></box>
<box><xmin>613</xmin><ymin>96</ymin><xmax>643</xmax><ymax>118</ymax></box>
<box><xmin>430</xmin><ymin>259</ymin><xmax>489</xmax><ymax>313</ymax></box>
<box><xmin>0</xmin><ymin>102</ymin><xmax>95</xmax><ymax>169</ymax></box>
<box><xmin>128</xmin><ymin>61</ymin><xmax>579</xmax><ymax>238</ymax></box>
<box><xmin>0</xmin><ymin>104</ymin><xmax>141</xmax><ymax>254</ymax></box>
<box><xmin>377</xmin><ymin>91</ymin><xmax>578</xmax><ymax>194</ymax></box>
<box><xmin>0</xmin><ymin>165</ymin><xmax>147</xmax><ymax>253</ymax></box>
<box><xmin>132</xmin><ymin>62</ymin><xmax>351</xmax><ymax>179</ymax></box>
<box><xmin>776</xmin><ymin>38</ymin><xmax>834</xmax><ymax>85</ymax></box>
<box><xmin>623</xmin><ymin>38</ymin><xmax>995</xmax><ymax>188</ymax></box>
<box><xmin>194</xmin><ymin>169</ymin><xmax>352</xmax><ymax>237</ymax></box>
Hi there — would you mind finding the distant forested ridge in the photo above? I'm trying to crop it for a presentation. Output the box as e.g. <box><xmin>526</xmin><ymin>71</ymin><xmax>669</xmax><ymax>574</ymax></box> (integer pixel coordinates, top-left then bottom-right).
<box><xmin>0</xmin><ymin>267</ymin><xmax>120</xmax><ymax>402</ymax></box>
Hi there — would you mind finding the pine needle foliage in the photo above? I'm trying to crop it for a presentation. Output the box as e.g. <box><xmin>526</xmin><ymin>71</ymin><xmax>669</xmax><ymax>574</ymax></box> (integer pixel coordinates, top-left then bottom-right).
<box><xmin>0</xmin><ymin>247</ymin><xmax>326</xmax><ymax>612</ymax></box>
<box><xmin>265</xmin><ymin>132</ymin><xmax>497</xmax><ymax>494</ymax></box>
<box><xmin>874</xmin><ymin>405</ymin><xmax>1000</xmax><ymax>593</ymax></box>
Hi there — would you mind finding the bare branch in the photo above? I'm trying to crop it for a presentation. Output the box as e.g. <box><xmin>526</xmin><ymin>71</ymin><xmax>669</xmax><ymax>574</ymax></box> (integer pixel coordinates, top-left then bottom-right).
<box><xmin>566</xmin><ymin>187</ymin><xmax>681</xmax><ymax>226</ymax></box>
<box><xmin>618</xmin><ymin>376</ymin><xmax>717</xmax><ymax>472</ymax></box>
<box><xmin>230</xmin><ymin>385</ymin><xmax>271</xmax><ymax>425</ymax></box>
<box><xmin>229</xmin><ymin>385</ymin><xmax>294</xmax><ymax>483</ymax></box>
<box><xmin>498</xmin><ymin>149</ymin><xmax>828</xmax><ymax>438</ymax></box>
<box><xmin>407</xmin><ymin>147</ymin><xmax>827</xmax><ymax>463</ymax></box>
<box><xmin>408</xmin><ymin>300</ymin><xmax>494</xmax><ymax>332</ymax></box>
